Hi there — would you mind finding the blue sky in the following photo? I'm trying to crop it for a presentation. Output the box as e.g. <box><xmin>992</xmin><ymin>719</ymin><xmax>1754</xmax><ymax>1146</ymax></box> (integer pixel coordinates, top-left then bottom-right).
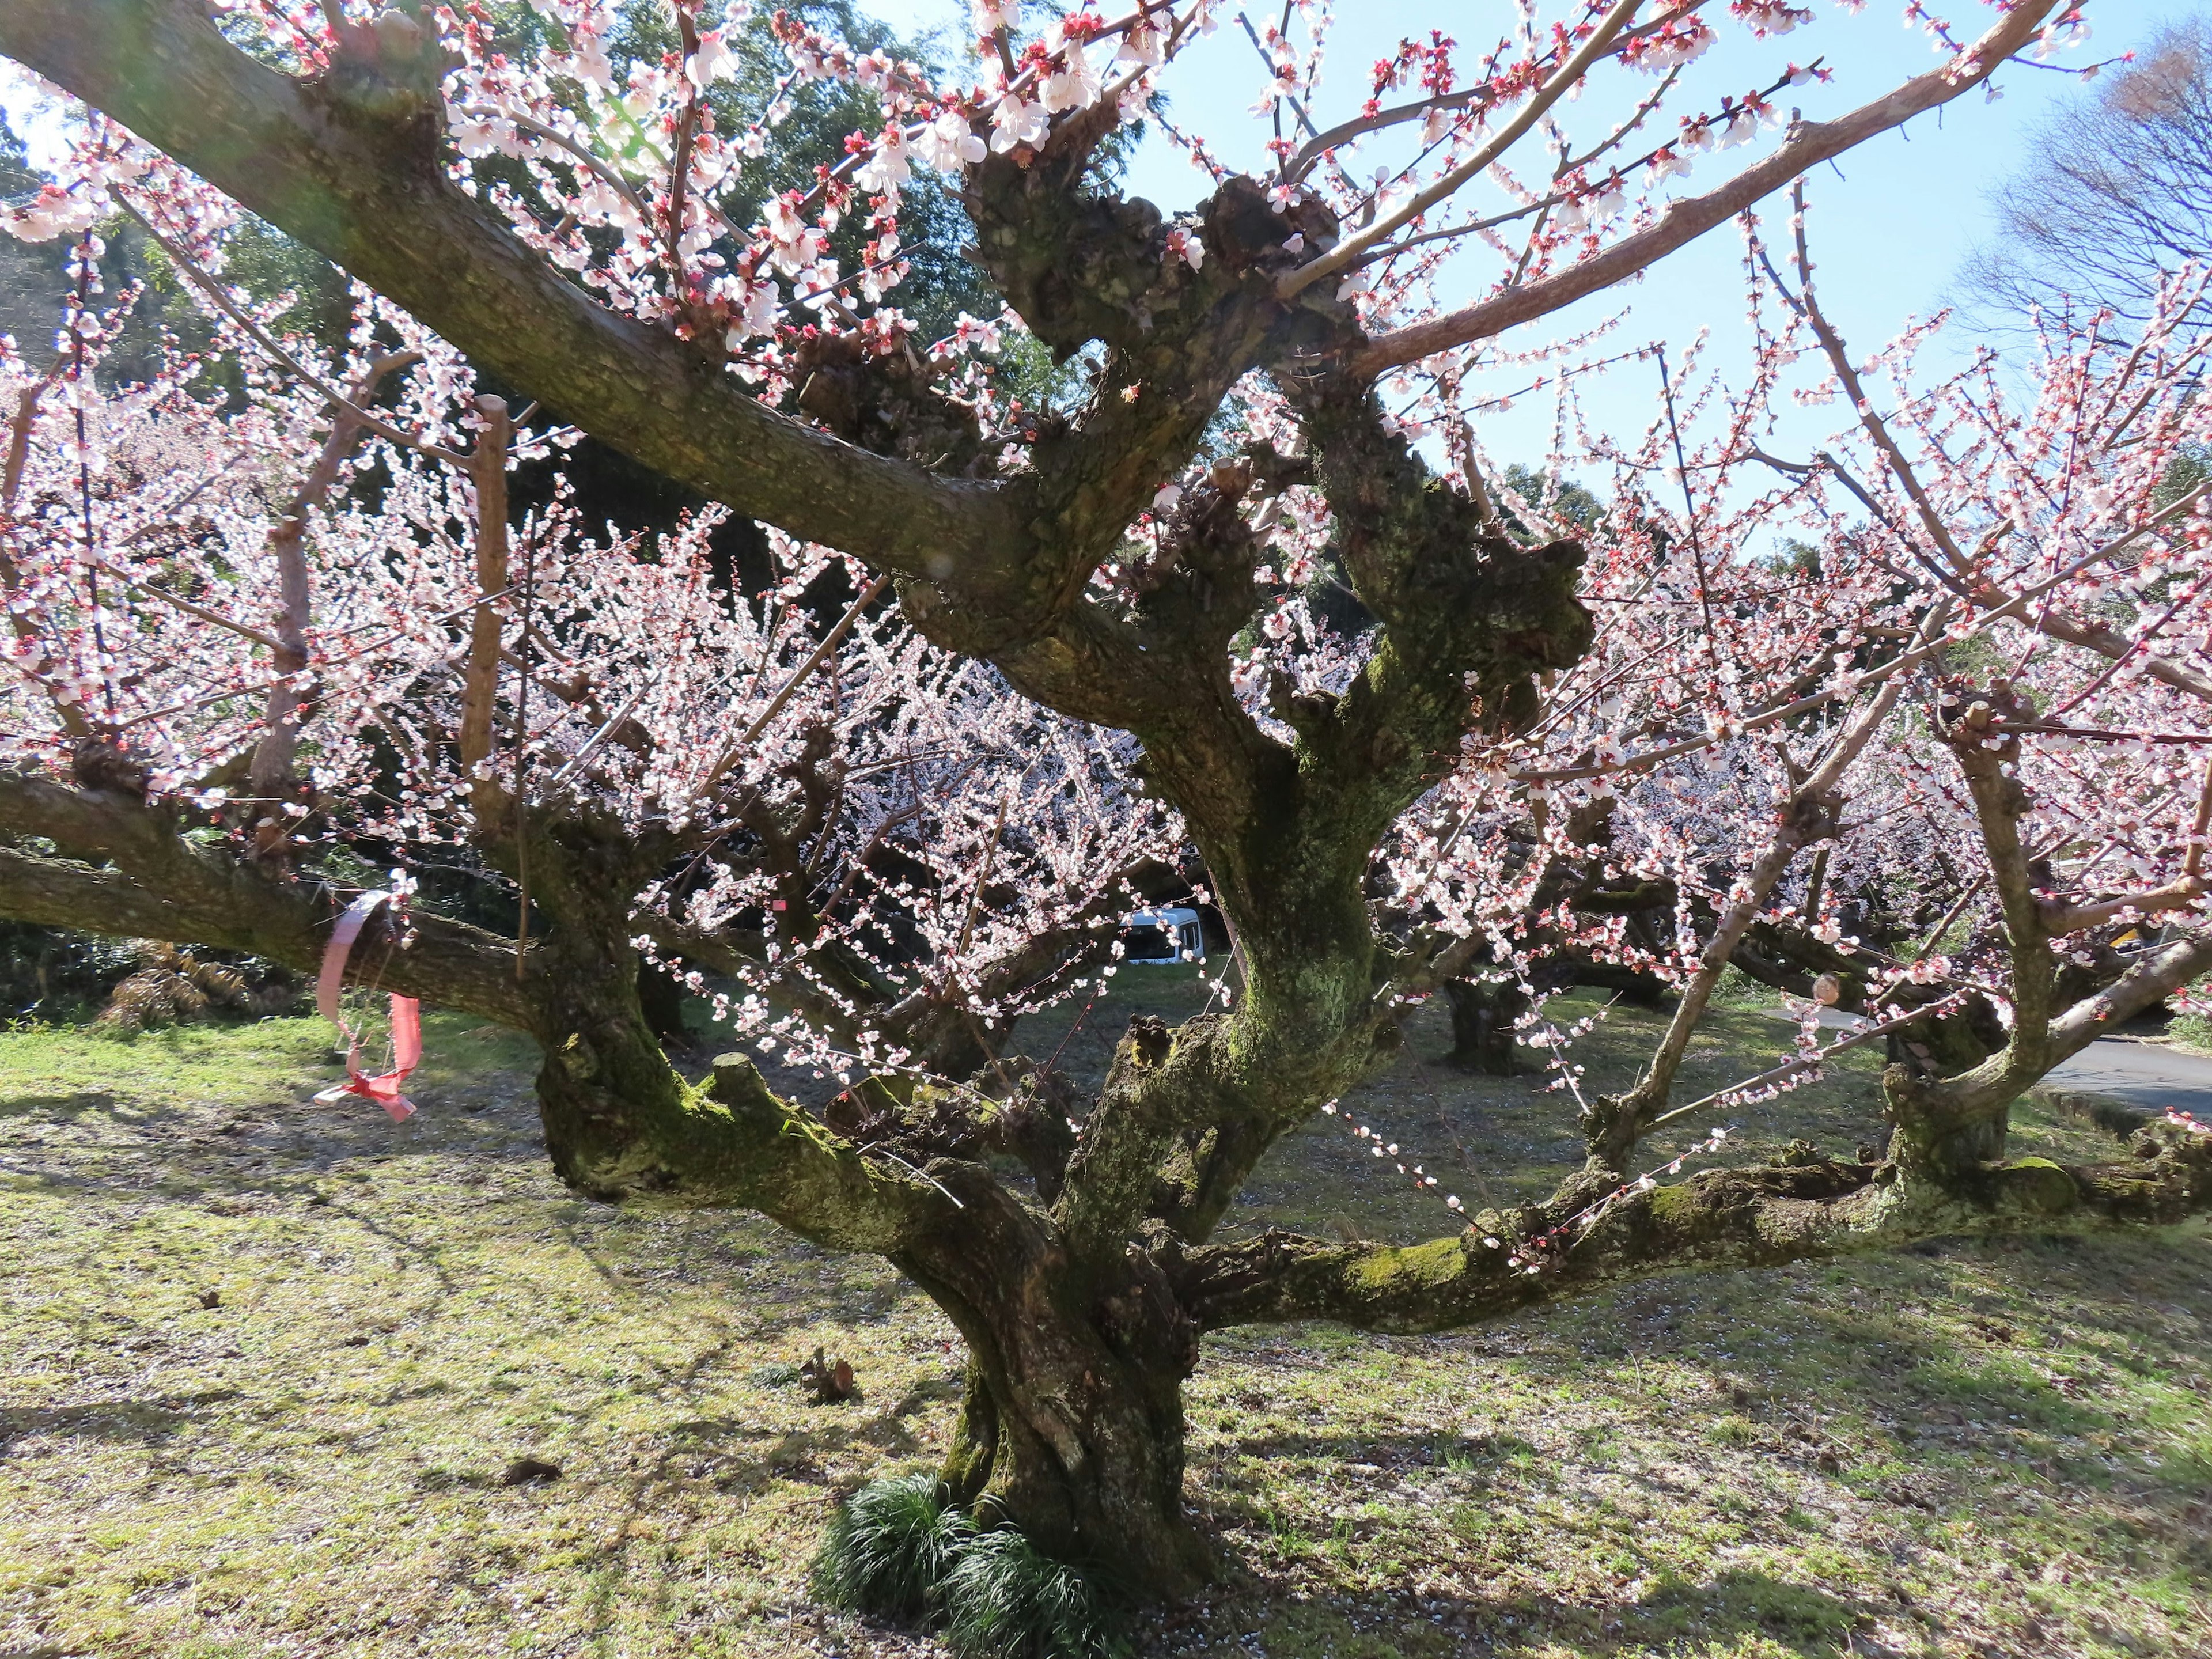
<box><xmin>861</xmin><ymin>0</ymin><xmax>2181</xmax><ymax>473</ymax></box>
<box><xmin>0</xmin><ymin>2</ymin><xmax>2174</xmax><ymax>476</ymax></box>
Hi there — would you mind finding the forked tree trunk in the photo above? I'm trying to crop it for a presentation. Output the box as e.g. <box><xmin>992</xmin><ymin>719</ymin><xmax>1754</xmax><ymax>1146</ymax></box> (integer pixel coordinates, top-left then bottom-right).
<box><xmin>1884</xmin><ymin>1063</ymin><xmax>2012</xmax><ymax>1175</ymax></box>
<box><xmin>520</xmin><ymin>908</ymin><xmax>1219</xmax><ymax>1592</ymax></box>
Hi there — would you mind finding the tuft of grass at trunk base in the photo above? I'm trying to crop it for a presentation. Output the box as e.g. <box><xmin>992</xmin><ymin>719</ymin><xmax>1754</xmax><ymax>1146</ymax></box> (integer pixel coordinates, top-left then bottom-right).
<box><xmin>1</xmin><ymin>990</ymin><xmax>2207</xmax><ymax>1658</ymax></box>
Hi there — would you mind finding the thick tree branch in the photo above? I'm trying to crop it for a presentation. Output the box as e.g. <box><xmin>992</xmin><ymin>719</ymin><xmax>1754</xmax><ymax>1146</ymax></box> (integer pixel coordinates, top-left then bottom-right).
<box><xmin>1170</xmin><ymin>1126</ymin><xmax>2212</xmax><ymax>1334</ymax></box>
<box><xmin>2038</xmin><ymin>877</ymin><xmax>2210</xmax><ymax>937</ymax></box>
<box><xmin>2044</xmin><ymin>924</ymin><xmax>2212</xmax><ymax>1058</ymax></box>
<box><xmin>1989</xmin><ymin>597</ymin><xmax>2212</xmax><ymax>706</ymax></box>
<box><xmin>0</xmin><ymin>770</ymin><xmax>956</xmax><ymax>1250</ymax></box>
<box><xmin>0</xmin><ymin>772</ymin><xmax>532</xmax><ymax>1026</ymax></box>
<box><xmin>0</xmin><ymin>0</ymin><xmax>1017</xmax><ymax>577</ymax></box>
<box><xmin>1874</xmin><ymin>705</ymin><xmax>2212</xmax><ymax>1169</ymax></box>
<box><xmin>573</xmin><ymin>1050</ymin><xmax>956</xmax><ymax>1251</ymax></box>
<box><xmin>1050</xmin><ymin>376</ymin><xmax>1598</xmax><ymax>1253</ymax></box>
<box><xmin>1054</xmin><ymin>1012</ymin><xmax>1244</xmax><ymax>1259</ymax></box>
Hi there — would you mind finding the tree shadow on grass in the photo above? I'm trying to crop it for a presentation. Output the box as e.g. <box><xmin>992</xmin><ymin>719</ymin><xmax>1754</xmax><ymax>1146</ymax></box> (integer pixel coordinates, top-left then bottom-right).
<box><xmin>1173</xmin><ymin>1229</ymin><xmax>2212</xmax><ymax>1657</ymax></box>
<box><xmin>1225</xmin><ymin>1427</ymin><xmax>1542</xmax><ymax>1483</ymax></box>
<box><xmin>0</xmin><ymin>1391</ymin><xmax>243</xmax><ymax>1455</ymax></box>
<box><xmin>1135</xmin><ymin>1567</ymin><xmax>1882</xmax><ymax>1658</ymax></box>
<box><xmin>556</xmin><ymin>1362</ymin><xmax>964</xmax><ymax>1646</ymax></box>
<box><xmin>0</xmin><ymin>1081</ymin><xmax>550</xmax><ymax>1202</ymax></box>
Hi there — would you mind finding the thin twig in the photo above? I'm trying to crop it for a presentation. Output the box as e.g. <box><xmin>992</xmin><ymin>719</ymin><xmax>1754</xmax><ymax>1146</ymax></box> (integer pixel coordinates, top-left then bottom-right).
<box><xmin>116</xmin><ymin>199</ymin><xmax>454</xmax><ymax>461</ymax></box>
<box><xmin>697</xmin><ymin>572</ymin><xmax>892</xmax><ymax>798</ymax></box>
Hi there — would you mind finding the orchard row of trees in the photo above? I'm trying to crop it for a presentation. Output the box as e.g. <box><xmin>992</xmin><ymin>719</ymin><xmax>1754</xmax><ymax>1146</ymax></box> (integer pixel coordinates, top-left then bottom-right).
<box><xmin>0</xmin><ymin>0</ymin><xmax>2207</xmax><ymax>1599</ymax></box>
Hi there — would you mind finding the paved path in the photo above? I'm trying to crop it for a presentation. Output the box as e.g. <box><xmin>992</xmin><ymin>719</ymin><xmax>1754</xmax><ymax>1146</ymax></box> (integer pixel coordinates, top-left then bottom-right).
<box><xmin>2044</xmin><ymin>1037</ymin><xmax>2212</xmax><ymax>1116</ymax></box>
<box><xmin>1762</xmin><ymin>1004</ymin><xmax>2212</xmax><ymax>1115</ymax></box>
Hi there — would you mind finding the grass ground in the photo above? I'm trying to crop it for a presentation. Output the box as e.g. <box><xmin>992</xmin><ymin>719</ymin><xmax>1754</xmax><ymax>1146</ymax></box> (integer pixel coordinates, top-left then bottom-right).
<box><xmin>2</xmin><ymin>978</ymin><xmax>2208</xmax><ymax>1659</ymax></box>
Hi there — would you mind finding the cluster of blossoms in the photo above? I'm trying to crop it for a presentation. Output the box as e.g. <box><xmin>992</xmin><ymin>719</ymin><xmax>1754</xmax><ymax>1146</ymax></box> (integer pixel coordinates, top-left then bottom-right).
<box><xmin>135</xmin><ymin>0</ymin><xmax>1204</xmax><ymax>410</ymax></box>
<box><xmin>2</xmin><ymin>0</ymin><xmax>2100</xmax><ymax>480</ymax></box>
<box><xmin>2</xmin><ymin>0</ymin><xmax>2177</xmax><ymax>1188</ymax></box>
<box><xmin>0</xmin><ymin>268</ymin><xmax>1183</xmax><ymax>1082</ymax></box>
<box><xmin>1365</xmin><ymin>210</ymin><xmax>2212</xmax><ymax>1115</ymax></box>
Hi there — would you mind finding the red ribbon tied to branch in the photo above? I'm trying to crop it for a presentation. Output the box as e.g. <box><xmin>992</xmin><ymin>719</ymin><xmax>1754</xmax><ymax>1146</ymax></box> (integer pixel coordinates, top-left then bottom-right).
<box><xmin>312</xmin><ymin>889</ymin><xmax>422</xmax><ymax>1122</ymax></box>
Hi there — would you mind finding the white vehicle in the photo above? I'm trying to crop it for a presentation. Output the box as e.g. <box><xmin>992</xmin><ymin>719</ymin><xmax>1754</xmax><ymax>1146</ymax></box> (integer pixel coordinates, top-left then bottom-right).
<box><xmin>1120</xmin><ymin>906</ymin><xmax>1207</xmax><ymax>965</ymax></box>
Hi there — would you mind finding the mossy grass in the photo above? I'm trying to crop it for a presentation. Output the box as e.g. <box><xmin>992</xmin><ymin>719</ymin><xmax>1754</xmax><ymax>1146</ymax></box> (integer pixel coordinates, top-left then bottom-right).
<box><xmin>3</xmin><ymin>988</ymin><xmax>2207</xmax><ymax>1655</ymax></box>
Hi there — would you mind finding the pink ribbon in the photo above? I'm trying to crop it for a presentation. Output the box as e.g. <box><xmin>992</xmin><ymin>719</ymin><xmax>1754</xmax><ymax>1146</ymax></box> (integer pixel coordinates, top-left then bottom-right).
<box><xmin>312</xmin><ymin>889</ymin><xmax>422</xmax><ymax>1122</ymax></box>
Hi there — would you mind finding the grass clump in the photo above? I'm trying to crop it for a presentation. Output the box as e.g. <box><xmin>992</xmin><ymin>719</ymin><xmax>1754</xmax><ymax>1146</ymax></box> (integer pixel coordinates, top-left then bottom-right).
<box><xmin>937</xmin><ymin>1527</ymin><xmax>1127</xmax><ymax>1659</ymax></box>
<box><xmin>813</xmin><ymin>1471</ymin><xmax>972</xmax><ymax>1621</ymax></box>
<box><xmin>815</xmin><ymin>1474</ymin><xmax>1124</xmax><ymax>1657</ymax></box>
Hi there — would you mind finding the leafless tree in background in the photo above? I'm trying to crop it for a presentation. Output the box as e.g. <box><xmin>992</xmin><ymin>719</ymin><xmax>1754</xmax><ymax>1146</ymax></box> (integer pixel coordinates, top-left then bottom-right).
<box><xmin>1962</xmin><ymin>18</ymin><xmax>2212</xmax><ymax>329</ymax></box>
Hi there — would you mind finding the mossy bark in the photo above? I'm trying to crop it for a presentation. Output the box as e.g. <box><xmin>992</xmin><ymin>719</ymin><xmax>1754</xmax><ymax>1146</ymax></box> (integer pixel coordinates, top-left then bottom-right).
<box><xmin>898</xmin><ymin>1180</ymin><xmax>1214</xmax><ymax>1593</ymax></box>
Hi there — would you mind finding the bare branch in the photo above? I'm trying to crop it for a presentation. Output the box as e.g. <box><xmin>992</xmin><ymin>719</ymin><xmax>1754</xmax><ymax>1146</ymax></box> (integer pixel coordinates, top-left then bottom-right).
<box><xmin>1347</xmin><ymin>0</ymin><xmax>2062</xmax><ymax>376</ymax></box>
<box><xmin>1281</xmin><ymin>0</ymin><xmax>1645</xmax><ymax>300</ymax></box>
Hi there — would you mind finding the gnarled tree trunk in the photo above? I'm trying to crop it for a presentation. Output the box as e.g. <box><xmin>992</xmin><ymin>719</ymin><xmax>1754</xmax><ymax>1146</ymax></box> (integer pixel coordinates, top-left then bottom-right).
<box><xmin>910</xmin><ymin>1251</ymin><xmax>1210</xmax><ymax>1593</ymax></box>
<box><xmin>1</xmin><ymin>0</ymin><xmax>2200</xmax><ymax>1618</ymax></box>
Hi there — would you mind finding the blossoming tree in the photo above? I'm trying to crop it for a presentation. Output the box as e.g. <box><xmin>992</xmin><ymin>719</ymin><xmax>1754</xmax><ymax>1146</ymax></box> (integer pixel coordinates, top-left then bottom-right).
<box><xmin>3</xmin><ymin>0</ymin><xmax>2209</xmax><ymax>1598</ymax></box>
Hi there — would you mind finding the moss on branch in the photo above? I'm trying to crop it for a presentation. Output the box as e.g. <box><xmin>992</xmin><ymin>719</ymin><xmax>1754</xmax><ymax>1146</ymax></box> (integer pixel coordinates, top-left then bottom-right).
<box><xmin>548</xmin><ymin>1051</ymin><xmax>953</xmax><ymax>1253</ymax></box>
<box><xmin>1169</xmin><ymin>1126</ymin><xmax>2212</xmax><ymax>1333</ymax></box>
<box><xmin>0</xmin><ymin>776</ymin><xmax>532</xmax><ymax>1028</ymax></box>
